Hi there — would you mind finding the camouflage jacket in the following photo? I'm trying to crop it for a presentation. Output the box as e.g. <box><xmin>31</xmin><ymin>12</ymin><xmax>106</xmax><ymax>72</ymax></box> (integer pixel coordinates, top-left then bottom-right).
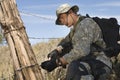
<box><xmin>60</xmin><ymin>17</ymin><xmax>112</xmax><ymax>68</ymax></box>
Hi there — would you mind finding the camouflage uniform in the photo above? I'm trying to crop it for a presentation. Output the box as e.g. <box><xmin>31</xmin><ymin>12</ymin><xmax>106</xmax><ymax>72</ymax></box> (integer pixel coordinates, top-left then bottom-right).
<box><xmin>60</xmin><ymin>17</ymin><xmax>112</xmax><ymax>80</ymax></box>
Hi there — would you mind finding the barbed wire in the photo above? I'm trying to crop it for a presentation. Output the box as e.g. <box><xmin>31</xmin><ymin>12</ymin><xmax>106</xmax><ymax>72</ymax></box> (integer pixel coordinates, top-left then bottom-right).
<box><xmin>29</xmin><ymin>37</ymin><xmax>60</xmax><ymax>40</ymax></box>
<box><xmin>20</xmin><ymin>11</ymin><xmax>56</xmax><ymax>21</ymax></box>
<box><xmin>1</xmin><ymin>37</ymin><xmax>61</xmax><ymax>44</ymax></box>
<box><xmin>2</xmin><ymin>37</ymin><xmax>60</xmax><ymax>41</ymax></box>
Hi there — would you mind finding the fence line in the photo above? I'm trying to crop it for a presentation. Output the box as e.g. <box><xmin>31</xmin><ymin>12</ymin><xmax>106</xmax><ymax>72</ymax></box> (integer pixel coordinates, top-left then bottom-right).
<box><xmin>29</xmin><ymin>37</ymin><xmax>60</xmax><ymax>40</ymax></box>
<box><xmin>20</xmin><ymin>11</ymin><xmax>55</xmax><ymax>20</ymax></box>
<box><xmin>2</xmin><ymin>37</ymin><xmax>61</xmax><ymax>41</ymax></box>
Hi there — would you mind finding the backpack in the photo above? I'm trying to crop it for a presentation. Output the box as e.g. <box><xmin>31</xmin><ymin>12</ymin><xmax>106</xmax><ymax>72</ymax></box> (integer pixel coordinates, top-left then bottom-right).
<box><xmin>86</xmin><ymin>14</ymin><xmax>120</xmax><ymax>57</ymax></box>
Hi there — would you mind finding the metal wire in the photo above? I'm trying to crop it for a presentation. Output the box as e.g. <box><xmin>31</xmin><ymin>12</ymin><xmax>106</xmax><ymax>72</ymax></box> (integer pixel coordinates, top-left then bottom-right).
<box><xmin>20</xmin><ymin>11</ymin><xmax>56</xmax><ymax>21</ymax></box>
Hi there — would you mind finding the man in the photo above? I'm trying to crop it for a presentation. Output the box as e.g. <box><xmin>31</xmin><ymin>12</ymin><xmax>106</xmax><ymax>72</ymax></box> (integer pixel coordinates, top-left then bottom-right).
<box><xmin>41</xmin><ymin>3</ymin><xmax>112</xmax><ymax>80</ymax></box>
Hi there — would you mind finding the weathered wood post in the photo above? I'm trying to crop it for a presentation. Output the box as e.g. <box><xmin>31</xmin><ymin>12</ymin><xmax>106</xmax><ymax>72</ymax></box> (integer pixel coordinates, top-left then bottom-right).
<box><xmin>0</xmin><ymin>0</ymin><xmax>43</xmax><ymax>80</ymax></box>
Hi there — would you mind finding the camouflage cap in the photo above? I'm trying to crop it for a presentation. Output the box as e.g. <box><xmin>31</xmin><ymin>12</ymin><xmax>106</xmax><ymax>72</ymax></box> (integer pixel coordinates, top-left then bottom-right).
<box><xmin>56</xmin><ymin>3</ymin><xmax>79</xmax><ymax>25</ymax></box>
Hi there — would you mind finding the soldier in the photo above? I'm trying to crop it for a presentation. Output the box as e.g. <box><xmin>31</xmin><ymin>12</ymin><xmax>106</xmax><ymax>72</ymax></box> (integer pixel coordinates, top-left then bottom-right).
<box><xmin>41</xmin><ymin>3</ymin><xmax>112</xmax><ymax>80</ymax></box>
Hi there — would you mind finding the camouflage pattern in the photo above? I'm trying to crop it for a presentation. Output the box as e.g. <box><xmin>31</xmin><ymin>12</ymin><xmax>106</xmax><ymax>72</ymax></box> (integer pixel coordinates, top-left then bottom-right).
<box><xmin>62</xmin><ymin>17</ymin><xmax>112</xmax><ymax>68</ymax></box>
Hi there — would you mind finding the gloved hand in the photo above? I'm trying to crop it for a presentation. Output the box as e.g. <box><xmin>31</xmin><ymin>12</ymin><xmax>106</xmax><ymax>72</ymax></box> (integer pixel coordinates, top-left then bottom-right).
<box><xmin>47</xmin><ymin>49</ymin><xmax>59</xmax><ymax>59</ymax></box>
<box><xmin>41</xmin><ymin>59</ymin><xmax>58</xmax><ymax>72</ymax></box>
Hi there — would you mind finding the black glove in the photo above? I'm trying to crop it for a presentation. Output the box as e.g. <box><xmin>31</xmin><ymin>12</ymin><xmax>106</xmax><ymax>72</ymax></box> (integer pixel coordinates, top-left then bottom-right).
<box><xmin>41</xmin><ymin>59</ymin><xmax>58</xmax><ymax>72</ymax></box>
<box><xmin>47</xmin><ymin>49</ymin><xmax>59</xmax><ymax>59</ymax></box>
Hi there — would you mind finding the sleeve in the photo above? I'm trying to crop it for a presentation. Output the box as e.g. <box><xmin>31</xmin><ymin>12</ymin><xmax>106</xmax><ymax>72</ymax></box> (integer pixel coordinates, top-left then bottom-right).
<box><xmin>63</xmin><ymin>18</ymin><xmax>101</xmax><ymax>63</ymax></box>
<box><xmin>58</xmin><ymin>32</ymin><xmax>71</xmax><ymax>47</ymax></box>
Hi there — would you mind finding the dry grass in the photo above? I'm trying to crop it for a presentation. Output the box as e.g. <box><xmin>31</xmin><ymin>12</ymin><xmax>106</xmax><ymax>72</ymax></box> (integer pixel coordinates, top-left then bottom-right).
<box><xmin>0</xmin><ymin>39</ymin><xmax>67</xmax><ymax>80</ymax></box>
<box><xmin>0</xmin><ymin>46</ymin><xmax>14</xmax><ymax>80</ymax></box>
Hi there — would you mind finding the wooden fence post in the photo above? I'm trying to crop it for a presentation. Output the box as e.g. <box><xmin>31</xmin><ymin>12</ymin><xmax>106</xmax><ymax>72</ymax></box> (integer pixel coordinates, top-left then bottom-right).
<box><xmin>0</xmin><ymin>0</ymin><xmax>43</xmax><ymax>80</ymax></box>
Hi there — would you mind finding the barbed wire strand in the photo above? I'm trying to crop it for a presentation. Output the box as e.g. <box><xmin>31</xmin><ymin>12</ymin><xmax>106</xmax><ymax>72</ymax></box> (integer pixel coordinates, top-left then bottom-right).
<box><xmin>20</xmin><ymin>11</ymin><xmax>56</xmax><ymax>21</ymax></box>
<box><xmin>29</xmin><ymin>37</ymin><xmax>60</xmax><ymax>40</ymax></box>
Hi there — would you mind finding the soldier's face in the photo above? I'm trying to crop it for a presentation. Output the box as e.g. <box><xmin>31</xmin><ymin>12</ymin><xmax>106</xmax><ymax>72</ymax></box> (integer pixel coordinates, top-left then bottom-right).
<box><xmin>58</xmin><ymin>13</ymin><xmax>73</xmax><ymax>27</ymax></box>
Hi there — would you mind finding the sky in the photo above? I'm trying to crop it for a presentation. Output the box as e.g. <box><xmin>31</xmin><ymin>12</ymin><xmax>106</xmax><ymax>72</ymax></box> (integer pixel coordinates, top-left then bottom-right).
<box><xmin>15</xmin><ymin>0</ymin><xmax>120</xmax><ymax>45</ymax></box>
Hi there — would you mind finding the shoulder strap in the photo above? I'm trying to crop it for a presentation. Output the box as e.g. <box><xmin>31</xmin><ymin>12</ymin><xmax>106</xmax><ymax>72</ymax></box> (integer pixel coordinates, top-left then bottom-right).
<box><xmin>71</xmin><ymin>16</ymin><xmax>86</xmax><ymax>38</ymax></box>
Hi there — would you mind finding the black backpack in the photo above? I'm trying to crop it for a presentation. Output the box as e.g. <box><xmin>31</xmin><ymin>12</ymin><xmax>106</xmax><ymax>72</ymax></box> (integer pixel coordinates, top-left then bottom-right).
<box><xmin>86</xmin><ymin>15</ymin><xmax>120</xmax><ymax>57</ymax></box>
